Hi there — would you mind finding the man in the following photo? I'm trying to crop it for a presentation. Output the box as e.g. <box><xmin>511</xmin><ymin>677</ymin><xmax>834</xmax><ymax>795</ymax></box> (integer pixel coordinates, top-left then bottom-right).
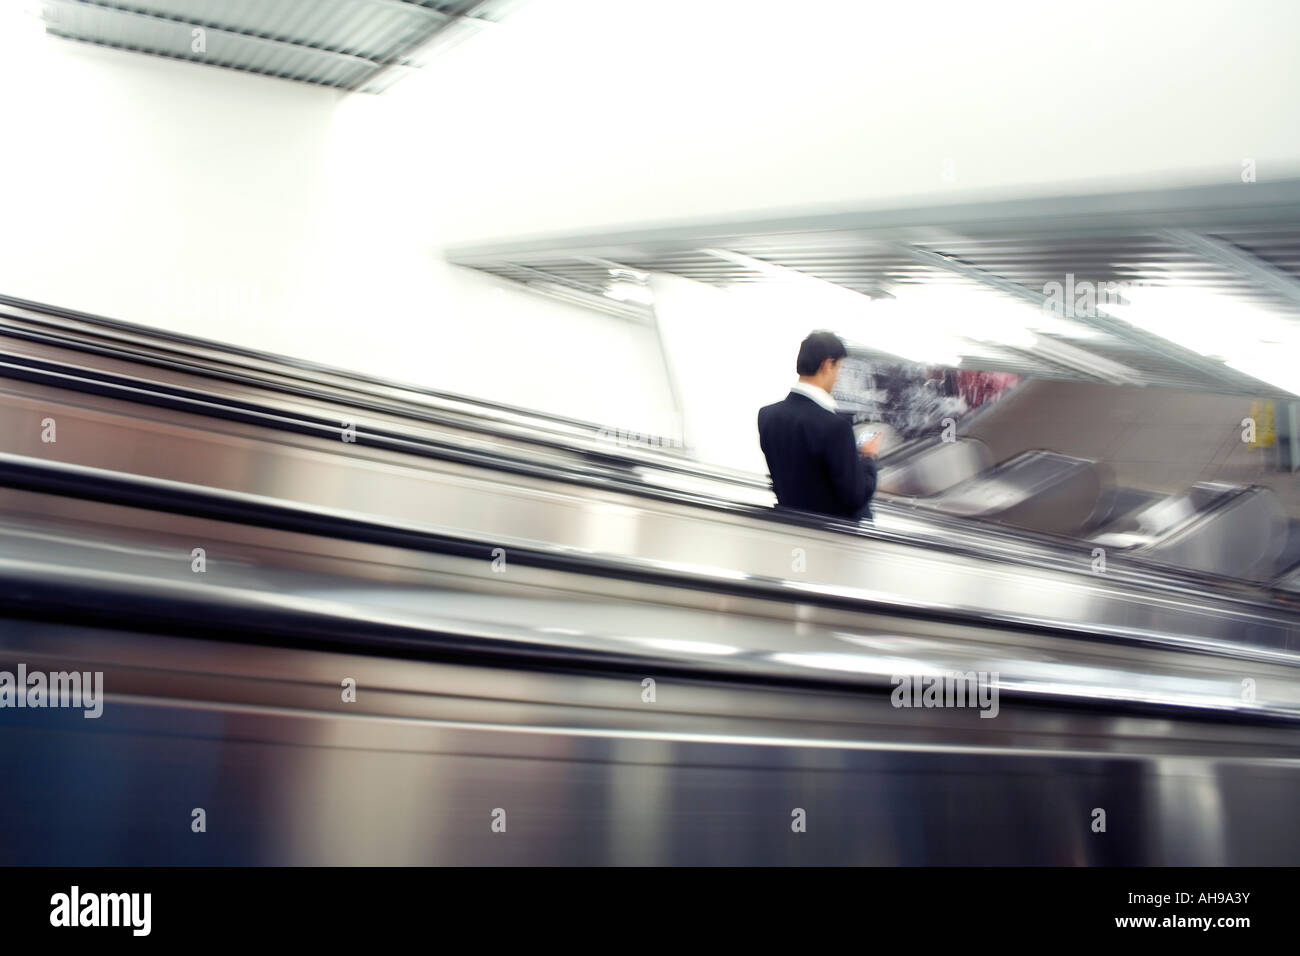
<box><xmin>757</xmin><ymin>331</ymin><xmax>880</xmax><ymax>521</ymax></box>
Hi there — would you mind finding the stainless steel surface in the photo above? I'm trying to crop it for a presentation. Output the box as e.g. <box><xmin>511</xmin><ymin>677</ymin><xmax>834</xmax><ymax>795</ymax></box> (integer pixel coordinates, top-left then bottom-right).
<box><xmin>4</xmin><ymin>323</ymin><xmax>1300</xmax><ymax>866</ymax></box>
<box><xmin>1279</xmin><ymin>563</ymin><xmax>1300</xmax><ymax>594</ymax></box>
<box><xmin>876</xmin><ymin>437</ymin><xmax>993</xmax><ymax>497</ymax></box>
<box><xmin>4</xmin><ymin>500</ymin><xmax>1300</xmax><ymax>865</ymax></box>
<box><xmin>5</xmin><ymin>494</ymin><xmax>1298</xmax><ymax>714</ymax></box>
<box><xmin>4</xmin><ymin>373</ymin><xmax>1299</xmax><ymax>660</ymax></box>
<box><xmin>0</xmin><ymin>298</ymin><xmax>742</xmax><ymax>485</ymax></box>
<box><xmin>1092</xmin><ymin>484</ymin><xmax>1229</xmax><ymax>543</ymax></box>
<box><xmin>1093</xmin><ymin>484</ymin><xmax>1289</xmax><ymax>581</ymax></box>
<box><xmin>915</xmin><ymin>450</ymin><xmax>1106</xmax><ymax>536</ymax></box>
<box><xmin>1150</xmin><ymin>487</ymin><xmax>1288</xmax><ymax>581</ymax></box>
<box><xmin>2</xmin><ymin>298</ymin><xmax>1299</xmax><ymax>657</ymax></box>
<box><xmin>7</xmin><ymin>623</ymin><xmax>1300</xmax><ymax>865</ymax></box>
<box><xmin>5</xmin><ymin>295</ymin><xmax>1287</xmax><ymax>596</ymax></box>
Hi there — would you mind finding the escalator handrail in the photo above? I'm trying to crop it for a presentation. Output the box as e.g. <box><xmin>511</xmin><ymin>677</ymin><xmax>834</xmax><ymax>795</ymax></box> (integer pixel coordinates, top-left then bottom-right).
<box><xmin>2</xmin><ymin>347</ymin><xmax>1293</xmax><ymax>613</ymax></box>
<box><xmin>1</xmin><ymin>451</ymin><xmax>1297</xmax><ymax>669</ymax></box>
<box><xmin>6</xmin><ymin>541</ymin><xmax>1300</xmax><ymax>724</ymax></box>
<box><xmin>0</xmin><ymin>292</ymin><xmax>623</xmax><ymax>434</ymax></box>
<box><xmin>4</xmin><ymin>345</ymin><xmax>1298</xmax><ymax>618</ymax></box>
<box><xmin>0</xmin><ymin>305</ymin><xmax>770</xmax><ymax>489</ymax></box>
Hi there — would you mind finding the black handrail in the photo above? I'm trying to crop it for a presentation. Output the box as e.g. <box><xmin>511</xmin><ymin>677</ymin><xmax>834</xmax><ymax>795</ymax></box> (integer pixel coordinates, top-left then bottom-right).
<box><xmin>0</xmin><ymin>347</ymin><xmax>1294</xmax><ymax>613</ymax></box>
<box><xmin>0</xmin><ymin>452</ymin><xmax>1297</xmax><ymax>666</ymax></box>
<box><xmin>0</xmin><ymin>292</ymin><xmax>625</xmax><ymax>434</ymax></box>
<box><xmin>0</xmin><ymin>300</ymin><xmax>768</xmax><ymax>488</ymax></box>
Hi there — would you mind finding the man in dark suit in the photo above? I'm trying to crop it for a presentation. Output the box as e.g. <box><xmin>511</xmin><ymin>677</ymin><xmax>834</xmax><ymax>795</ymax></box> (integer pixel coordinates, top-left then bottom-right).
<box><xmin>757</xmin><ymin>331</ymin><xmax>880</xmax><ymax>521</ymax></box>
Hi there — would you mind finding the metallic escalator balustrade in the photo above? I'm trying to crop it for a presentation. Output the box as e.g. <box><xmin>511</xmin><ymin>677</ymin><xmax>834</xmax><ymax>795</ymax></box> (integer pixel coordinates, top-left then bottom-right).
<box><xmin>2</xmin><ymin>294</ymin><xmax>1300</xmax><ymax>865</ymax></box>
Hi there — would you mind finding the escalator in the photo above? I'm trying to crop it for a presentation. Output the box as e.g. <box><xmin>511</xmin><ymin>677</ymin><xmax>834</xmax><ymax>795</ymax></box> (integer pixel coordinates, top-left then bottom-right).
<box><xmin>903</xmin><ymin>449</ymin><xmax>1107</xmax><ymax>535</ymax></box>
<box><xmin>1092</xmin><ymin>483</ymin><xmax>1289</xmax><ymax>581</ymax></box>
<box><xmin>4</xmin><ymin>469</ymin><xmax>1300</xmax><ymax>865</ymax></box>
<box><xmin>4</xmin><ymin>295</ymin><xmax>1300</xmax><ymax>864</ymax></box>
<box><xmin>1</xmin><ymin>295</ymin><xmax>1298</xmax><ymax>655</ymax></box>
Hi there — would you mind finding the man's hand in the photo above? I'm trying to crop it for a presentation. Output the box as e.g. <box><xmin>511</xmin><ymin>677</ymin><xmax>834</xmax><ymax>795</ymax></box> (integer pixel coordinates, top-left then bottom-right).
<box><xmin>859</xmin><ymin>433</ymin><xmax>882</xmax><ymax>457</ymax></box>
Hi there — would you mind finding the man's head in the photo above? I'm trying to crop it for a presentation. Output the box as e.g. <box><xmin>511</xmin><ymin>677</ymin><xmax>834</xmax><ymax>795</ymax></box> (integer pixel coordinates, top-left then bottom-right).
<box><xmin>796</xmin><ymin>330</ymin><xmax>847</xmax><ymax>392</ymax></box>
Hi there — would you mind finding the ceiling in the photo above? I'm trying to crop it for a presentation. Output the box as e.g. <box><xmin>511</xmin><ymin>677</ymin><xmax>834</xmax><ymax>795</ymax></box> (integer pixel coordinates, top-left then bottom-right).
<box><xmin>34</xmin><ymin>0</ymin><xmax>529</xmax><ymax>92</ymax></box>
<box><xmin>445</xmin><ymin>178</ymin><xmax>1300</xmax><ymax>397</ymax></box>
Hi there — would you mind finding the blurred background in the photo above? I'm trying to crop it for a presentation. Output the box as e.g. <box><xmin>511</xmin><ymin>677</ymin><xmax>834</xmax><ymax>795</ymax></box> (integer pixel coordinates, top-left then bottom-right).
<box><xmin>3</xmin><ymin>0</ymin><xmax>1299</xmax><ymax>453</ymax></box>
<box><xmin>2</xmin><ymin>0</ymin><xmax>1300</xmax><ymax>866</ymax></box>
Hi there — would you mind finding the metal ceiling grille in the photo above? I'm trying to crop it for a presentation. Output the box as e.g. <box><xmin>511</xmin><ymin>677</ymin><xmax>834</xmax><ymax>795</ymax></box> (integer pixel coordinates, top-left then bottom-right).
<box><xmin>446</xmin><ymin>179</ymin><xmax>1300</xmax><ymax>397</ymax></box>
<box><xmin>36</xmin><ymin>0</ymin><xmax>528</xmax><ymax>92</ymax></box>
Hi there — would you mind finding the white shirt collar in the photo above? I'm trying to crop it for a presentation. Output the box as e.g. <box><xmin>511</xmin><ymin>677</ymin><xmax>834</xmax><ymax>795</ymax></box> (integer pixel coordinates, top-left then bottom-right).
<box><xmin>789</xmin><ymin>380</ymin><xmax>838</xmax><ymax>413</ymax></box>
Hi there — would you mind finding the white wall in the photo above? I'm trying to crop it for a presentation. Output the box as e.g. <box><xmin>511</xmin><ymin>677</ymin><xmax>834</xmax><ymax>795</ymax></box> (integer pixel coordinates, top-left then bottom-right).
<box><xmin>0</xmin><ymin>13</ymin><xmax>675</xmax><ymax>431</ymax></box>
<box><xmin>402</xmin><ymin>0</ymin><xmax>1300</xmax><ymax>244</ymax></box>
<box><xmin>389</xmin><ymin>0</ymin><xmax>1300</xmax><ymax>469</ymax></box>
<box><xmin>4</xmin><ymin>0</ymin><xmax>1300</xmax><ymax>445</ymax></box>
<box><xmin>649</xmin><ymin>271</ymin><xmax>831</xmax><ymax>474</ymax></box>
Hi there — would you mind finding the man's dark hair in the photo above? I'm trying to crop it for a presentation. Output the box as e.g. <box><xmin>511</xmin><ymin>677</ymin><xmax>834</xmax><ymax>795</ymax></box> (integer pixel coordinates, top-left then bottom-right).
<box><xmin>796</xmin><ymin>331</ymin><xmax>847</xmax><ymax>376</ymax></box>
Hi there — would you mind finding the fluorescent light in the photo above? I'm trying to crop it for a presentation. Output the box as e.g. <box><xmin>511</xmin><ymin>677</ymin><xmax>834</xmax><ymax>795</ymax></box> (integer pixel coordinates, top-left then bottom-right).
<box><xmin>702</xmin><ymin>250</ymin><xmax>968</xmax><ymax>365</ymax></box>
<box><xmin>1228</xmin><ymin>355</ymin><xmax>1300</xmax><ymax>397</ymax></box>
<box><xmin>632</xmin><ymin>638</ymin><xmax>742</xmax><ymax>657</ymax></box>
<box><xmin>847</xmin><ymin>296</ymin><xmax>966</xmax><ymax>365</ymax></box>
<box><xmin>604</xmin><ymin>281</ymin><xmax>653</xmax><ymax>304</ymax></box>
<box><xmin>893</xmin><ymin>284</ymin><xmax>1114</xmax><ymax>349</ymax></box>
<box><xmin>609</xmin><ymin>266</ymin><xmax>649</xmax><ymax>281</ymax></box>
<box><xmin>1100</xmin><ymin>286</ymin><xmax>1300</xmax><ymax>395</ymax></box>
<box><xmin>705</xmin><ymin>248</ymin><xmax>1131</xmax><ymax>370</ymax></box>
<box><xmin>1028</xmin><ymin>333</ymin><xmax>1143</xmax><ymax>385</ymax></box>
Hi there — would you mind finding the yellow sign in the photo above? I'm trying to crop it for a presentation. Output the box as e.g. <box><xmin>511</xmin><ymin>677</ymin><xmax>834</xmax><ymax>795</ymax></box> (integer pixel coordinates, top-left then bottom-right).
<box><xmin>1249</xmin><ymin>400</ymin><xmax>1276</xmax><ymax>449</ymax></box>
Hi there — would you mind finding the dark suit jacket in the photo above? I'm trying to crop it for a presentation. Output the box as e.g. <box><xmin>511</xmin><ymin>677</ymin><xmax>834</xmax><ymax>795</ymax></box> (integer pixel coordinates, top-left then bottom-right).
<box><xmin>757</xmin><ymin>391</ymin><xmax>877</xmax><ymax>520</ymax></box>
